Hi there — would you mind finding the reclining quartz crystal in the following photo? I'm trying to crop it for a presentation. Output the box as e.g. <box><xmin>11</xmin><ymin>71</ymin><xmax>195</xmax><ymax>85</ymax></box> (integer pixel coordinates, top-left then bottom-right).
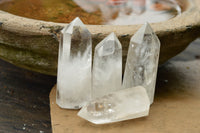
<box><xmin>78</xmin><ymin>86</ymin><xmax>150</xmax><ymax>124</ymax></box>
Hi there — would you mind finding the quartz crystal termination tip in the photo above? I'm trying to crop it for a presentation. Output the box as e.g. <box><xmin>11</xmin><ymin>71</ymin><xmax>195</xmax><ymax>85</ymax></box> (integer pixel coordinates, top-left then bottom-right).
<box><xmin>57</xmin><ymin>17</ymin><xmax>92</xmax><ymax>109</ymax></box>
<box><xmin>78</xmin><ymin>86</ymin><xmax>150</xmax><ymax>124</ymax></box>
<box><xmin>123</xmin><ymin>22</ymin><xmax>160</xmax><ymax>104</ymax></box>
<box><xmin>61</xmin><ymin>17</ymin><xmax>84</xmax><ymax>34</ymax></box>
<box><xmin>92</xmin><ymin>32</ymin><xmax>122</xmax><ymax>99</ymax></box>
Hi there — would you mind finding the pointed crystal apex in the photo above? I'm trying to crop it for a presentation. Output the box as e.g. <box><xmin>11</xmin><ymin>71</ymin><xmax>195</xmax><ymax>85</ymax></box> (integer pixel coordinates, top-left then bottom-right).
<box><xmin>130</xmin><ymin>22</ymin><xmax>155</xmax><ymax>44</ymax></box>
<box><xmin>61</xmin><ymin>17</ymin><xmax>85</xmax><ymax>34</ymax></box>
<box><xmin>123</xmin><ymin>23</ymin><xmax>160</xmax><ymax>104</ymax></box>
<box><xmin>78</xmin><ymin>86</ymin><xmax>150</xmax><ymax>124</ymax></box>
<box><xmin>95</xmin><ymin>32</ymin><xmax>121</xmax><ymax>57</ymax></box>
<box><xmin>92</xmin><ymin>32</ymin><xmax>122</xmax><ymax>99</ymax></box>
<box><xmin>107</xmin><ymin>32</ymin><xmax>117</xmax><ymax>40</ymax></box>
<box><xmin>143</xmin><ymin>22</ymin><xmax>155</xmax><ymax>34</ymax></box>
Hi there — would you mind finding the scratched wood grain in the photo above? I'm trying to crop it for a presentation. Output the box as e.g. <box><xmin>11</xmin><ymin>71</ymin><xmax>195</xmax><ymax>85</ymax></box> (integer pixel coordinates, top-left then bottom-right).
<box><xmin>0</xmin><ymin>59</ymin><xmax>56</xmax><ymax>133</ymax></box>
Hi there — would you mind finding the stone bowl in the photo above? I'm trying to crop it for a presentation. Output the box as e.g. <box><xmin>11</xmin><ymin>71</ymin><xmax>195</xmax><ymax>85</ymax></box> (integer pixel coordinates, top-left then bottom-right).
<box><xmin>0</xmin><ymin>0</ymin><xmax>200</xmax><ymax>76</ymax></box>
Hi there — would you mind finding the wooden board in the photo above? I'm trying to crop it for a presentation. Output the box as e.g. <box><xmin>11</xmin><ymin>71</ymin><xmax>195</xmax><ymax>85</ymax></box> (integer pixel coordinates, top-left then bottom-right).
<box><xmin>50</xmin><ymin>60</ymin><xmax>200</xmax><ymax>133</ymax></box>
<box><xmin>0</xmin><ymin>59</ymin><xmax>56</xmax><ymax>133</ymax></box>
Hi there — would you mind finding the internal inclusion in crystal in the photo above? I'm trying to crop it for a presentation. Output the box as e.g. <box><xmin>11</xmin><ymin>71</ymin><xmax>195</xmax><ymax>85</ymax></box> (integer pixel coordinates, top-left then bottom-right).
<box><xmin>78</xmin><ymin>23</ymin><xmax>159</xmax><ymax>124</ymax></box>
<box><xmin>78</xmin><ymin>86</ymin><xmax>150</xmax><ymax>124</ymax></box>
<box><xmin>123</xmin><ymin>22</ymin><xmax>160</xmax><ymax>104</ymax></box>
<box><xmin>57</xmin><ymin>17</ymin><xmax>92</xmax><ymax>109</ymax></box>
<box><xmin>92</xmin><ymin>32</ymin><xmax>122</xmax><ymax>99</ymax></box>
<box><xmin>56</xmin><ymin>17</ymin><xmax>160</xmax><ymax>124</ymax></box>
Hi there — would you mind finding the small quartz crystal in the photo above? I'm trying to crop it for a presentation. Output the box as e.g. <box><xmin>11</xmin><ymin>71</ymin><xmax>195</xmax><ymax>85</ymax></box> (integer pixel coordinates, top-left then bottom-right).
<box><xmin>123</xmin><ymin>22</ymin><xmax>160</xmax><ymax>104</ymax></box>
<box><xmin>78</xmin><ymin>86</ymin><xmax>150</xmax><ymax>124</ymax></box>
<box><xmin>92</xmin><ymin>32</ymin><xmax>122</xmax><ymax>99</ymax></box>
<box><xmin>56</xmin><ymin>17</ymin><xmax>92</xmax><ymax>109</ymax></box>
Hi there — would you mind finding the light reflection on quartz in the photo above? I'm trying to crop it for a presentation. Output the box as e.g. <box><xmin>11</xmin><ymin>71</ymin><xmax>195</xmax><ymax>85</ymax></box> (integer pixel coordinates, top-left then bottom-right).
<box><xmin>74</xmin><ymin>0</ymin><xmax>181</xmax><ymax>25</ymax></box>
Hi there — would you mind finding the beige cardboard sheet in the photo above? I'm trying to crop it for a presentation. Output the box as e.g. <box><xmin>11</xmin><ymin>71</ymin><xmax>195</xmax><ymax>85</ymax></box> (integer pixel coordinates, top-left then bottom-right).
<box><xmin>50</xmin><ymin>60</ymin><xmax>200</xmax><ymax>133</ymax></box>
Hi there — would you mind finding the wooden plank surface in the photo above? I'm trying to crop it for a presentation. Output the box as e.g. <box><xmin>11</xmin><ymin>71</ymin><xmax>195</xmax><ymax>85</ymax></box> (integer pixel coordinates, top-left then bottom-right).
<box><xmin>0</xmin><ymin>59</ymin><xmax>56</xmax><ymax>133</ymax></box>
<box><xmin>50</xmin><ymin>52</ymin><xmax>200</xmax><ymax>132</ymax></box>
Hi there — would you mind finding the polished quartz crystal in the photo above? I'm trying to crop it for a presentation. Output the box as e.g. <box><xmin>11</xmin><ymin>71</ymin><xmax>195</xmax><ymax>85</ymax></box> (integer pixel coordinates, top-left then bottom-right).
<box><xmin>123</xmin><ymin>23</ymin><xmax>160</xmax><ymax>104</ymax></box>
<box><xmin>92</xmin><ymin>32</ymin><xmax>122</xmax><ymax>99</ymax></box>
<box><xmin>56</xmin><ymin>17</ymin><xmax>92</xmax><ymax>109</ymax></box>
<box><xmin>78</xmin><ymin>86</ymin><xmax>150</xmax><ymax>124</ymax></box>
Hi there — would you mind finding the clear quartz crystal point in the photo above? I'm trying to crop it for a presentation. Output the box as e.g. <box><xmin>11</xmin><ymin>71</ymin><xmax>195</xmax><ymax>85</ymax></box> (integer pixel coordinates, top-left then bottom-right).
<box><xmin>56</xmin><ymin>17</ymin><xmax>92</xmax><ymax>109</ymax></box>
<box><xmin>92</xmin><ymin>32</ymin><xmax>122</xmax><ymax>99</ymax></box>
<box><xmin>123</xmin><ymin>22</ymin><xmax>160</xmax><ymax>104</ymax></box>
<box><xmin>78</xmin><ymin>86</ymin><xmax>150</xmax><ymax>124</ymax></box>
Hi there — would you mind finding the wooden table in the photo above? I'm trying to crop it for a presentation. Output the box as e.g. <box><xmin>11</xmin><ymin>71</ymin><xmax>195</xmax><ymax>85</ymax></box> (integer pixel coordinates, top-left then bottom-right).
<box><xmin>0</xmin><ymin>59</ymin><xmax>56</xmax><ymax>133</ymax></box>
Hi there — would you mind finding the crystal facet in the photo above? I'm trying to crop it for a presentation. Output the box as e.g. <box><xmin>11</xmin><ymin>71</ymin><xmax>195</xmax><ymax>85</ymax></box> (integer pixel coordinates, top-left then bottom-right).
<box><xmin>92</xmin><ymin>32</ymin><xmax>122</xmax><ymax>99</ymax></box>
<box><xmin>78</xmin><ymin>86</ymin><xmax>150</xmax><ymax>124</ymax></box>
<box><xmin>56</xmin><ymin>17</ymin><xmax>92</xmax><ymax>109</ymax></box>
<box><xmin>123</xmin><ymin>23</ymin><xmax>160</xmax><ymax>104</ymax></box>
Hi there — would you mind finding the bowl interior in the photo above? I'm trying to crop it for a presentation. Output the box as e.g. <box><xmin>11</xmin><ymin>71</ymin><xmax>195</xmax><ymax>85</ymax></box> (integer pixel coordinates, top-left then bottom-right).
<box><xmin>0</xmin><ymin>0</ymin><xmax>189</xmax><ymax>25</ymax></box>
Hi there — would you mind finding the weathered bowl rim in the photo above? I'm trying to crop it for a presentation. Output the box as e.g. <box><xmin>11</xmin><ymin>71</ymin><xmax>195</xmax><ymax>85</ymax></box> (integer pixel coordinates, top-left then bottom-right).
<box><xmin>0</xmin><ymin>0</ymin><xmax>200</xmax><ymax>76</ymax></box>
<box><xmin>0</xmin><ymin>0</ymin><xmax>198</xmax><ymax>36</ymax></box>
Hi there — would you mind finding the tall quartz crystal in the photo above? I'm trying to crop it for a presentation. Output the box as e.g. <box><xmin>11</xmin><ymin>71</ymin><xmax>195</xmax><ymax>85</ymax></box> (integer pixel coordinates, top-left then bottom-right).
<box><xmin>56</xmin><ymin>17</ymin><xmax>92</xmax><ymax>109</ymax></box>
<box><xmin>123</xmin><ymin>23</ymin><xmax>160</xmax><ymax>104</ymax></box>
<box><xmin>93</xmin><ymin>32</ymin><xmax>122</xmax><ymax>99</ymax></box>
<box><xmin>78</xmin><ymin>86</ymin><xmax>150</xmax><ymax>124</ymax></box>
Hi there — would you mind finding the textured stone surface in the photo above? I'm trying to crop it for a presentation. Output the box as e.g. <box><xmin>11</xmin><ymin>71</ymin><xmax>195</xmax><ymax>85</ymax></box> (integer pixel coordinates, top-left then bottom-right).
<box><xmin>0</xmin><ymin>0</ymin><xmax>199</xmax><ymax>75</ymax></box>
<box><xmin>123</xmin><ymin>23</ymin><xmax>160</xmax><ymax>104</ymax></box>
<box><xmin>78</xmin><ymin>86</ymin><xmax>150</xmax><ymax>124</ymax></box>
<box><xmin>56</xmin><ymin>18</ymin><xmax>92</xmax><ymax>109</ymax></box>
<box><xmin>93</xmin><ymin>32</ymin><xmax>122</xmax><ymax>99</ymax></box>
